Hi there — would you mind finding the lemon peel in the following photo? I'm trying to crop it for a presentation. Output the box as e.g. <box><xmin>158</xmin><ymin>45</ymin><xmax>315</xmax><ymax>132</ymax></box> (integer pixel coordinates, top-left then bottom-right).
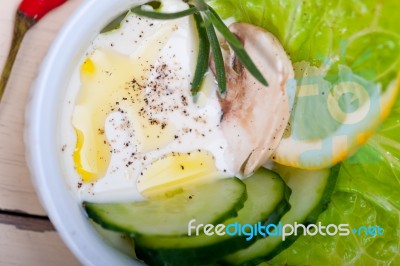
<box><xmin>273</xmin><ymin>73</ymin><xmax>400</xmax><ymax>170</ymax></box>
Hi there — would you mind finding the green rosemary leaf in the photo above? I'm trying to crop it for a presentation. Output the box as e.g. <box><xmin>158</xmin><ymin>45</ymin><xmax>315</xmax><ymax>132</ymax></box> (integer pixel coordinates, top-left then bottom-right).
<box><xmin>132</xmin><ymin>5</ymin><xmax>198</xmax><ymax>20</ymax></box>
<box><xmin>204</xmin><ymin>16</ymin><xmax>226</xmax><ymax>95</ymax></box>
<box><xmin>101</xmin><ymin>11</ymin><xmax>129</xmax><ymax>33</ymax></box>
<box><xmin>146</xmin><ymin>1</ymin><xmax>162</xmax><ymax>10</ymax></box>
<box><xmin>206</xmin><ymin>6</ymin><xmax>269</xmax><ymax>86</ymax></box>
<box><xmin>191</xmin><ymin>0</ymin><xmax>208</xmax><ymax>11</ymax></box>
<box><xmin>191</xmin><ymin>13</ymin><xmax>210</xmax><ymax>96</ymax></box>
<box><xmin>101</xmin><ymin>1</ymin><xmax>161</xmax><ymax>33</ymax></box>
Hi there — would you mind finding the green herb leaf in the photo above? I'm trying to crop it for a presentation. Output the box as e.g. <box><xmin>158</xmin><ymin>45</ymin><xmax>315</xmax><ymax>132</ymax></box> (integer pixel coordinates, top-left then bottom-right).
<box><xmin>101</xmin><ymin>11</ymin><xmax>129</xmax><ymax>34</ymax></box>
<box><xmin>206</xmin><ymin>6</ymin><xmax>268</xmax><ymax>87</ymax></box>
<box><xmin>191</xmin><ymin>12</ymin><xmax>211</xmax><ymax>96</ymax></box>
<box><xmin>129</xmin><ymin>0</ymin><xmax>269</xmax><ymax>96</ymax></box>
<box><xmin>203</xmin><ymin>15</ymin><xmax>226</xmax><ymax>95</ymax></box>
<box><xmin>145</xmin><ymin>1</ymin><xmax>162</xmax><ymax>10</ymax></box>
<box><xmin>191</xmin><ymin>0</ymin><xmax>208</xmax><ymax>11</ymax></box>
<box><xmin>132</xmin><ymin>5</ymin><xmax>198</xmax><ymax>20</ymax></box>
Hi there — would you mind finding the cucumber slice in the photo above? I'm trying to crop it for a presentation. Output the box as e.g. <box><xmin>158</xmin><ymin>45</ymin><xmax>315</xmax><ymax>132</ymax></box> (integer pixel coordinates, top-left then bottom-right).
<box><xmin>221</xmin><ymin>165</ymin><xmax>339</xmax><ymax>266</ymax></box>
<box><xmin>135</xmin><ymin>168</ymin><xmax>291</xmax><ymax>266</ymax></box>
<box><xmin>84</xmin><ymin>177</ymin><xmax>246</xmax><ymax>237</ymax></box>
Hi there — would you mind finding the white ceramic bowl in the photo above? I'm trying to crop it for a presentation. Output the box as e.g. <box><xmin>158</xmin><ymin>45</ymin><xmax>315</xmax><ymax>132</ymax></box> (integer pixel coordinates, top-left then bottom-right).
<box><xmin>25</xmin><ymin>1</ymin><xmax>148</xmax><ymax>265</ymax></box>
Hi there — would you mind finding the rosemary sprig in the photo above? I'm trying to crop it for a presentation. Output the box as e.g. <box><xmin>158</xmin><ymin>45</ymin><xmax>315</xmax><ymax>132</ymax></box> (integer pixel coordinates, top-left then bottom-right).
<box><xmin>206</xmin><ymin>6</ymin><xmax>268</xmax><ymax>87</ymax></box>
<box><xmin>132</xmin><ymin>5</ymin><xmax>198</xmax><ymax>20</ymax></box>
<box><xmin>101</xmin><ymin>11</ymin><xmax>128</xmax><ymax>33</ymax></box>
<box><xmin>191</xmin><ymin>13</ymin><xmax>210</xmax><ymax>96</ymax></box>
<box><xmin>203</xmin><ymin>16</ymin><xmax>226</xmax><ymax>95</ymax></box>
<box><xmin>102</xmin><ymin>0</ymin><xmax>269</xmax><ymax>96</ymax></box>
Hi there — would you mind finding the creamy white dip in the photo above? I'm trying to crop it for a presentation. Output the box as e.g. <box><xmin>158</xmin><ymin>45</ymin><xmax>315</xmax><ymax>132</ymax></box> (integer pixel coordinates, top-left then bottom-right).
<box><xmin>59</xmin><ymin>0</ymin><xmax>234</xmax><ymax>203</ymax></box>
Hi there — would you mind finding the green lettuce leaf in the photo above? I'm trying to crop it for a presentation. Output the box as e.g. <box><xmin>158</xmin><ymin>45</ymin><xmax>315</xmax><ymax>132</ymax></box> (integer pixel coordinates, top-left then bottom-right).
<box><xmin>210</xmin><ymin>0</ymin><xmax>400</xmax><ymax>265</ymax></box>
<box><xmin>209</xmin><ymin>0</ymin><xmax>400</xmax><ymax>87</ymax></box>
<box><xmin>211</xmin><ymin>0</ymin><xmax>400</xmax><ymax>142</ymax></box>
<box><xmin>268</xmin><ymin>99</ymin><xmax>400</xmax><ymax>265</ymax></box>
<box><xmin>268</xmin><ymin>191</ymin><xmax>399</xmax><ymax>265</ymax></box>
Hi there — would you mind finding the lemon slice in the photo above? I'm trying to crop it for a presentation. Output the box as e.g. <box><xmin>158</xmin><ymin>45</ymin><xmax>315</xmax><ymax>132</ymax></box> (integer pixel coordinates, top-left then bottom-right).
<box><xmin>273</xmin><ymin>67</ymin><xmax>399</xmax><ymax>169</ymax></box>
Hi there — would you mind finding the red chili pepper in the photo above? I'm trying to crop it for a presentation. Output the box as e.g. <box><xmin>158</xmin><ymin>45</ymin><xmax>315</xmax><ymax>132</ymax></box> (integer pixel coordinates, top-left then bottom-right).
<box><xmin>18</xmin><ymin>0</ymin><xmax>68</xmax><ymax>22</ymax></box>
<box><xmin>0</xmin><ymin>0</ymin><xmax>68</xmax><ymax>102</ymax></box>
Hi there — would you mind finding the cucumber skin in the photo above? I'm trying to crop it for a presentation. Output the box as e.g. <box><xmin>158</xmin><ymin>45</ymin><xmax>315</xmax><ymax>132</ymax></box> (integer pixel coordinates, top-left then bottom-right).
<box><xmin>83</xmin><ymin>178</ymin><xmax>247</xmax><ymax>238</ymax></box>
<box><xmin>135</xmin><ymin>237</ymin><xmax>255</xmax><ymax>266</ymax></box>
<box><xmin>221</xmin><ymin>165</ymin><xmax>340</xmax><ymax>266</ymax></box>
<box><xmin>135</xmin><ymin>197</ymin><xmax>291</xmax><ymax>266</ymax></box>
<box><xmin>135</xmin><ymin>171</ymin><xmax>292</xmax><ymax>266</ymax></box>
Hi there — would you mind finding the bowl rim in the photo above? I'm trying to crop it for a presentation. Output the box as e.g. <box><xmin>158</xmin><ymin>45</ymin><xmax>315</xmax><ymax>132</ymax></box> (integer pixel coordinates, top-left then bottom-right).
<box><xmin>24</xmin><ymin>0</ymin><xmax>147</xmax><ymax>265</ymax></box>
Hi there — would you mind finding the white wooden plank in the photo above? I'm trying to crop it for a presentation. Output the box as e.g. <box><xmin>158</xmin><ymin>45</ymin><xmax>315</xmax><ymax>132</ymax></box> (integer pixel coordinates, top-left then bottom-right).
<box><xmin>0</xmin><ymin>0</ymin><xmax>82</xmax><ymax>215</ymax></box>
<box><xmin>0</xmin><ymin>1</ymin><xmax>84</xmax><ymax>265</ymax></box>
<box><xmin>0</xmin><ymin>223</ymin><xmax>80</xmax><ymax>265</ymax></box>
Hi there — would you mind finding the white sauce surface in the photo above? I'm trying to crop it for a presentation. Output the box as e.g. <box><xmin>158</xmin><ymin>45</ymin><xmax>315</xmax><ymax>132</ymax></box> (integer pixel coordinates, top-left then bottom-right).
<box><xmin>59</xmin><ymin>0</ymin><xmax>233</xmax><ymax>203</ymax></box>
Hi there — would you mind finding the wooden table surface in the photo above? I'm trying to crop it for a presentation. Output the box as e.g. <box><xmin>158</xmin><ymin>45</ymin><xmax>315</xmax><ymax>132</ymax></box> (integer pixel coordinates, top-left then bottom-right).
<box><xmin>0</xmin><ymin>1</ymin><xmax>82</xmax><ymax>265</ymax></box>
